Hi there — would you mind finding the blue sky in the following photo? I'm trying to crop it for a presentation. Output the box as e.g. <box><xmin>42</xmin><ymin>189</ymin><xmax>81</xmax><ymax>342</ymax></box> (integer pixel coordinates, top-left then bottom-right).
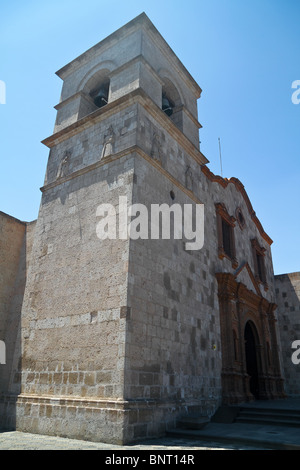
<box><xmin>0</xmin><ymin>0</ymin><xmax>299</xmax><ymax>275</ymax></box>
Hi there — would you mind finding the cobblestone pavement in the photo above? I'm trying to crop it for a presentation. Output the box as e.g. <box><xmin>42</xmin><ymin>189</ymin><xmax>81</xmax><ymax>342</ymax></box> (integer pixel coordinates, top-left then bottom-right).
<box><xmin>0</xmin><ymin>431</ymin><xmax>258</xmax><ymax>450</ymax></box>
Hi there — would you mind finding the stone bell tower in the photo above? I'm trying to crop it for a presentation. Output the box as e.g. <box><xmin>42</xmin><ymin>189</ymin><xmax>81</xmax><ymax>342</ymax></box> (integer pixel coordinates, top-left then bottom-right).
<box><xmin>14</xmin><ymin>13</ymin><xmax>211</xmax><ymax>444</ymax></box>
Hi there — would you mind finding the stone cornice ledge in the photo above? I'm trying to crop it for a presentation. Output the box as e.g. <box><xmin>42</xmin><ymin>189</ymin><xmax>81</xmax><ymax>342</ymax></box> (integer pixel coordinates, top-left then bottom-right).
<box><xmin>41</xmin><ymin>88</ymin><xmax>208</xmax><ymax>167</ymax></box>
<box><xmin>40</xmin><ymin>144</ymin><xmax>204</xmax><ymax>206</ymax></box>
<box><xmin>202</xmin><ymin>165</ymin><xmax>273</xmax><ymax>246</ymax></box>
<box><xmin>40</xmin><ymin>147</ymin><xmax>133</xmax><ymax>193</ymax></box>
<box><xmin>16</xmin><ymin>393</ymin><xmax>206</xmax><ymax>409</ymax></box>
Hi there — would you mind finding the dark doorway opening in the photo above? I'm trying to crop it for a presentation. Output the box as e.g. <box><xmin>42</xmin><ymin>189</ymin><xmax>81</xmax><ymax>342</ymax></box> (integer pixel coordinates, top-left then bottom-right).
<box><xmin>244</xmin><ymin>322</ymin><xmax>260</xmax><ymax>399</ymax></box>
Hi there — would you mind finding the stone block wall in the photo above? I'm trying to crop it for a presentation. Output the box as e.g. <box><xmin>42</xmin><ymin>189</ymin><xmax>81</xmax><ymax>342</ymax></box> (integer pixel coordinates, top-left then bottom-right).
<box><xmin>1</xmin><ymin>12</ymin><xmax>286</xmax><ymax>443</ymax></box>
<box><xmin>275</xmin><ymin>272</ymin><xmax>300</xmax><ymax>395</ymax></box>
<box><xmin>121</xmin><ymin>106</ymin><xmax>281</xmax><ymax>436</ymax></box>
<box><xmin>12</xmin><ymin>145</ymin><xmax>136</xmax><ymax>442</ymax></box>
<box><xmin>0</xmin><ymin>213</ymin><xmax>36</xmax><ymax>429</ymax></box>
<box><xmin>0</xmin><ymin>213</ymin><xmax>26</xmax><ymax>346</ymax></box>
<box><xmin>20</xmin><ymin>153</ymin><xmax>135</xmax><ymax>400</ymax></box>
<box><xmin>0</xmin><ymin>212</ymin><xmax>26</xmax><ymax>407</ymax></box>
<box><xmin>124</xmin><ymin>155</ymin><xmax>221</xmax><ymax>440</ymax></box>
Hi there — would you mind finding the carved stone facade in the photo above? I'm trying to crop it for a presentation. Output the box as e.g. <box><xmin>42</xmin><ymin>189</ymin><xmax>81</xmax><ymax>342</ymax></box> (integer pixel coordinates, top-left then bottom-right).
<box><xmin>216</xmin><ymin>272</ymin><xmax>285</xmax><ymax>404</ymax></box>
<box><xmin>0</xmin><ymin>13</ymin><xmax>297</xmax><ymax>445</ymax></box>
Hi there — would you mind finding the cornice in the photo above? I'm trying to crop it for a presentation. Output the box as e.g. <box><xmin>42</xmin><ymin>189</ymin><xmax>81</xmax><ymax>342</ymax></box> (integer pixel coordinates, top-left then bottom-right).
<box><xmin>216</xmin><ymin>271</ymin><xmax>274</xmax><ymax>312</ymax></box>
<box><xmin>54</xmin><ymin>91</ymin><xmax>92</xmax><ymax>111</ymax></box>
<box><xmin>202</xmin><ymin>165</ymin><xmax>273</xmax><ymax>246</ymax></box>
<box><xmin>215</xmin><ymin>202</ymin><xmax>236</xmax><ymax>226</ymax></box>
<box><xmin>40</xmin><ymin>144</ymin><xmax>204</xmax><ymax>206</ymax></box>
<box><xmin>216</xmin><ymin>273</ymin><xmax>264</xmax><ymax>311</ymax></box>
<box><xmin>233</xmin><ymin>261</ymin><xmax>261</xmax><ymax>297</ymax></box>
<box><xmin>55</xmin><ymin>13</ymin><xmax>201</xmax><ymax>97</ymax></box>
<box><xmin>41</xmin><ymin>87</ymin><xmax>208</xmax><ymax>167</ymax></box>
<box><xmin>108</xmin><ymin>54</ymin><xmax>165</xmax><ymax>86</ymax></box>
<box><xmin>55</xmin><ymin>14</ymin><xmax>146</xmax><ymax>80</ymax></box>
<box><xmin>173</xmin><ymin>104</ymin><xmax>202</xmax><ymax>129</ymax></box>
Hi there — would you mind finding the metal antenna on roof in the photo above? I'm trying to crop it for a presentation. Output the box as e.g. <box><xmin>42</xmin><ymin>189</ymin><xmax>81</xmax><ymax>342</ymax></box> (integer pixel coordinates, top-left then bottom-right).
<box><xmin>218</xmin><ymin>137</ymin><xmax>223</xmax><ymax>177</ymax></box>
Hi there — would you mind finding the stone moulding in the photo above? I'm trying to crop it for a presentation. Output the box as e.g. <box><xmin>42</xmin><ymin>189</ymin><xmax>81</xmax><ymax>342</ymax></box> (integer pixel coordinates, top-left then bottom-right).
<box><xmin>40</xmin><ymin>145</ymin><xmax>204</xmax><ymax>206</ymax></box>
<box><xmin>202</xmin><ymin>165</ymin><xmax>273</xmax><ymax>246</ymax></box>
<box><xmin>55</xmin><ymin>13</ymin><xmax>202</xmax><ymax>100</ymax></box>
<box><xmin>41</xmin><ymin>88</ymin><xmax>208</xmax><ymax>167</ymax></box>
<box><xmin>11</xmin><ymin>393</ymin><xmax>217</xmax><ymax>444</ymax></box>
<box><xmin>16</xmin><ymin>393</ymin><xmax>128</xmax><ymax>410</ymax></box>
<box><xmin>233</xmin><ymin>261</ymin><xmax>262</xmax><ymax>297</ymax></box>
<box><xmin>216</xmin><ymin>272</ymin><xmax>285</xmax><ymax>404</ymax></box>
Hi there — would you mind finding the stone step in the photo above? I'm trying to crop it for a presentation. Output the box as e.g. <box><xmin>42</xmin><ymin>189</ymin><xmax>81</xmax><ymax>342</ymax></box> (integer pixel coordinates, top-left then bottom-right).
<box><xmin>167</xmin><ymin>402</ymin><xmax>300</xmax><ymax>450</ymax></box>
<box><xmin>236</xmin><ymin>406</ymin><xmax>300</xmax><ymax>427</ymax></box>
<box><xmin>239</xmin><ymin>406</ymin><xmax>300</xmax><ymax>416</ymax></box>
<box><xmin>239</xmin><ymin>409</ymin><xmax>300</xmax><ymax>420</ymax></box>
<box><xmin>236</xmin><ymin>416</ymin><xmax>300</xmax><ymax>427</ymax></box>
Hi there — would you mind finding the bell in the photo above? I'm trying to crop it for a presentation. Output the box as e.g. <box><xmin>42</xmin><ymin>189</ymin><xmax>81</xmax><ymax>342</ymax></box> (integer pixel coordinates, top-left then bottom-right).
<box><xmin>162</xmin><ymin>96</ymin><xmax>173</xmax><ymax>116</ymax></box>
<box><xmin>94</xmin><ymin>86</ymin><xmax>108</xmax><ymax>108</ymax></box>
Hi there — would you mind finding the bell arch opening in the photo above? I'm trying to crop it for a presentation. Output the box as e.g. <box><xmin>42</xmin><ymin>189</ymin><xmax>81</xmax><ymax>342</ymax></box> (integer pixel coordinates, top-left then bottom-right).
<box><xmin>161</xmin><ymin>77</ymin><xmax>184</xmax><ymax>131</ymax></box>
<box><xmin>78</xmin><ymin>69</ymin><xmax>111</xmax><ymax>119</ymax></box>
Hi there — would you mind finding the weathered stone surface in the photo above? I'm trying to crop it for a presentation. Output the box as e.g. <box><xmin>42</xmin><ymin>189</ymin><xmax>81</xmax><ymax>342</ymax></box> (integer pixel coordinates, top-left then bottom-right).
<box><xmin>275</xmin><ymin>273</ymin><xmax>300</xmax><ymax>396</ymax></box>
<box><xmin>0</xmin><ymin>12</ymin><xmax>296</xmax><ymax>444</ymax></box>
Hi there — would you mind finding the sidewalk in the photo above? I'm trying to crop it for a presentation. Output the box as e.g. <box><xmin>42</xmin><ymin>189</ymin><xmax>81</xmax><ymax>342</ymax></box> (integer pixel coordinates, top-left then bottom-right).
<box><xmin>168</xmin><ymin>422</ymin><xmax>300</xmax><ymax>450</ymax></box>
<box><xmin>168</xmin><ymin>397</ymin><xmax>300</xmax><ymax>450</ymax></box>
<box><xmin>0</xmin><ymin>430</ymin><xmax>258</xmax><ymax>451</ymax></box>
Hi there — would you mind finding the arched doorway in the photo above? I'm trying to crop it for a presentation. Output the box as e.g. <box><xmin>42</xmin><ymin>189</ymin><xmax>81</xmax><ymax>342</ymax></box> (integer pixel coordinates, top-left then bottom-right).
<box><xmin>216</xmin><ymin>272</ymin><xmax>285</xmax><ymax>404</ymax></box>
<box><xmin>244</xmin><ymin>321</ymin><xmax>260</xmax><ymax>399</ymax></box>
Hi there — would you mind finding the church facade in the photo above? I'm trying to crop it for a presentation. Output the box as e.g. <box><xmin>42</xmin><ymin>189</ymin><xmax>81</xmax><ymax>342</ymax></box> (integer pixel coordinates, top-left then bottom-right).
<box><xmin>0</xmin><ymin>14</ymin><xmax>298</xmax><ymax>444</ymax></box>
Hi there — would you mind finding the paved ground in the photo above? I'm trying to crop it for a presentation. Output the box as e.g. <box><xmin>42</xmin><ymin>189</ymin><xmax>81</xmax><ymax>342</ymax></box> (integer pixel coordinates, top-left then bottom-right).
<box><xmin>1</xmin><ymin>398</ymin><xmax>299</xmax><ymax>451</ymax></box>
<box><xmin>168</xmin><ymin>421</ymin><xmax>300</xmax><ymax>450</ymax></box>
<box><xmin>0</xmin><ymin>430</ymin><xmax>259</xmax><ymax>451</ymax></box>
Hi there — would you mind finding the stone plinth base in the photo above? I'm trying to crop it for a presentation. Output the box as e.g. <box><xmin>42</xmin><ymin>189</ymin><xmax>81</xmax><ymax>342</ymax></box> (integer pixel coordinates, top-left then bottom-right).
<box><xmin>1</xmin><ymin>394</ymin><xmax>220</xmax><ymax>444</ymax></box>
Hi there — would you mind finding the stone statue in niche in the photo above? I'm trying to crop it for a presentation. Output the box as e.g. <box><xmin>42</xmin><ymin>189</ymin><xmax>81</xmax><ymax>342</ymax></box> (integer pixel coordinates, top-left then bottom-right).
<box><xmin>185</xmin><ymin>165</ymin><xmax>193</xmax><ymax>191</ymax></box>
<box><xmin>151</xmin><ymin>132</ymin><xmax>162</xmax><ymax>163</ymax></box>
<box><xmin>101</xmin><ymin>125</ymin><xmax>115</xmax><ymax>160</ymax></box>
<box><xmin>56</xmin><ymin>150</ymin><xmax>71</xmax><ymax>179</ymax></box>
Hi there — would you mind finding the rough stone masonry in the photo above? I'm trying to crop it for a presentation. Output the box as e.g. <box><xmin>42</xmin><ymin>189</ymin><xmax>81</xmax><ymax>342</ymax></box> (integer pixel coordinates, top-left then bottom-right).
<box><xmin>0</xmin><ymin>13</ymin><xmax>298</xmax><ymax>445</ymax></box>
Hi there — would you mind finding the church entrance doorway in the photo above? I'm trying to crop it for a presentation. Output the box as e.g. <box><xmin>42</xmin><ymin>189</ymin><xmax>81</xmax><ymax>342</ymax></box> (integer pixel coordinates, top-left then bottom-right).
<box><xmin>244</xmin><ymin>321</ymin><xmax>260</xmax><ymax>399</ymax></box>
<box><xmin>216</xmin><ymin>272</ymin><xmax>286</xmax><ymax>404</ymax></box>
